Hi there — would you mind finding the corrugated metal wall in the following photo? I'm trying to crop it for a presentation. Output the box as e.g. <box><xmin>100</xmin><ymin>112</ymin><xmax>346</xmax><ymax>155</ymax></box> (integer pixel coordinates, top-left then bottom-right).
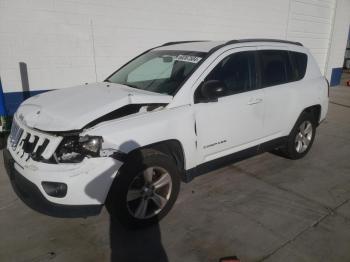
<box><xmin>286</xmin><ymin>0</ymin><xmax>336</xmax><ymax>74</ymax></box>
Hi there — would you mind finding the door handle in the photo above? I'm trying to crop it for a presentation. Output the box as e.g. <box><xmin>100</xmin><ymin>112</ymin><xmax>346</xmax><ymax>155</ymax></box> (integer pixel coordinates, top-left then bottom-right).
<box><xmin>247</xmin><ymin>98</ymin><xmax>263</xmax><ymax>105</ymax></box>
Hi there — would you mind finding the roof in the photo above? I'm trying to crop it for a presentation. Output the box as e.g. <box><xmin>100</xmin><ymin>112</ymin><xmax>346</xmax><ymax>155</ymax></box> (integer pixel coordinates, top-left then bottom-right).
<box><xmin>156</xmin><ymin>41</ymin><xmax>225</xmax><ymax>52</ymax></box>
<box><xmin>155</xmin><ymin>39</ymin><xmax>303</xmax><ymax>53</ymax></box>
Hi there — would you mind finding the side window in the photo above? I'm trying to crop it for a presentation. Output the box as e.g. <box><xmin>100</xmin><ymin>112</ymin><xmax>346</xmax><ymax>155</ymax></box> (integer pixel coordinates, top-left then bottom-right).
<box><xmin>204</xmin><ymin>51</ymin><xmax>256</xmax><ymax>95</ymax></box>
<box><xmin>289</xmin><ymin>51</ymin><xmax>308</xmax><ymax>81</ymax></box>
<box><xmin>259</xmin><ymin>50</ymin><xmax>293</xmax><ymax>87</ymax></box>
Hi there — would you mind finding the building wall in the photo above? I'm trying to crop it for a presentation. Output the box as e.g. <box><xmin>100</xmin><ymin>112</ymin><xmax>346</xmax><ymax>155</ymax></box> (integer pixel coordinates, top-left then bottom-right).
<box><xmin>325</xmin><ymin>0</ymin><xmax>350</xmax><ymax>85</ymax></box>
<box><xmin>0</xmin><ymin>0</ymin><xmax>339</xmax><ymax>114</ymax></box>
<box><xmin>286</xmin><ymin>0</ymin><xmax>336</xmax><ymax>74</ymax></box>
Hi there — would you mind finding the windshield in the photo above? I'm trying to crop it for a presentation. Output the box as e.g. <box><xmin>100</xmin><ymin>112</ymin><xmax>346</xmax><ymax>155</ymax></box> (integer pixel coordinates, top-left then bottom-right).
<box><xmin>106</xmin><ymin>50</ymin><xmax>206</xmax><ymax>96</ymax></box>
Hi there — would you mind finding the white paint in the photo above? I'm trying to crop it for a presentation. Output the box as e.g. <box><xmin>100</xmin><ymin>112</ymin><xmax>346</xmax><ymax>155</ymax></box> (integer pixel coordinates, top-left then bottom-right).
<box><xmin>7</xmin><ymin>146</ymin><xmax>123</xmax><ymax>205</ymax></box>
<box><xmin>17</xmin><ymin>82</ymin><xmax>172</xmax><ymax>131</ymax></box>
<box><xmin>0</xmin><ymin>0</ymin><xmax>340</xmax><ymax>93</ymax></box>
<box><xmin>191</xmin><ymin>46</ymin><xmax>265</xmax><ymax>162</ymax></box>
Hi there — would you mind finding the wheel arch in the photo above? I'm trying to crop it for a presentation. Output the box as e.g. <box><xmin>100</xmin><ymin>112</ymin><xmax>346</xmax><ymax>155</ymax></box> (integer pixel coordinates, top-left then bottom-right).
<box><xmin>125</xmin><ymin>139</ymin><xmax>186</xmax><ymax>174</ymax></box>
<box><xmin>287</xmin><ymin>104</ymin><xmax>322</xmax><ymax>137</ymax></box>
<box><xmin>302</xmin><ymin>104</ymin><xmax>321</xmax><ymax>125</ymax></box>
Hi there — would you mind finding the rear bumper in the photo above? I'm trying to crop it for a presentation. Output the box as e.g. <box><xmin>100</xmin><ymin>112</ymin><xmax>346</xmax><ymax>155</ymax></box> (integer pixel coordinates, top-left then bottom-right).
<box><xmin>3</xmin><ymin>149</ymin><xmax>103</xmax><ymax>218</ymax></box>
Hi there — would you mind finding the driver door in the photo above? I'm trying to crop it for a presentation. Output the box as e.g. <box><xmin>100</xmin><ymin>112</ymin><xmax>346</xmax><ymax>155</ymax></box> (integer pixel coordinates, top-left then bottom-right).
<box><xmin>194</xmin><ymin>47</ymin><xmax>265</xmax><ymax>164</ymax></box>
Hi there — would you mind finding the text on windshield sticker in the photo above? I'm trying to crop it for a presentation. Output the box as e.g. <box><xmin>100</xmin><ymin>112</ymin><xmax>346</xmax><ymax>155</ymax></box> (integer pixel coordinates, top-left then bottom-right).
<box><xmin>175</xmin><ymin>55</ymin><xmax>202</xmax><ymax>64</ymax></box>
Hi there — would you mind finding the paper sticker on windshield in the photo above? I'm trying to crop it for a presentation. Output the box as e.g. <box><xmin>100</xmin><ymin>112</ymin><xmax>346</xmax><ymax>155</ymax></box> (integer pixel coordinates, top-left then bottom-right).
<box><xmin>175</xmin><ymin>55</ymin><xmax>202</xmax><ymax>64</ymax></box>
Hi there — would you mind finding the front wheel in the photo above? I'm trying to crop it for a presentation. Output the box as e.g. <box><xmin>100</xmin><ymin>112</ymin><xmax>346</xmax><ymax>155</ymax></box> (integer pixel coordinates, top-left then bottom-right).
<box><xmin>106</xmin><ymin>149</ymin><xmax>180</xmax><ymax>228</ymax></box>
<box><xmin>281</xmin><ymin>112</ymin><xmax>316</xmax><ymax>159</ymax></box>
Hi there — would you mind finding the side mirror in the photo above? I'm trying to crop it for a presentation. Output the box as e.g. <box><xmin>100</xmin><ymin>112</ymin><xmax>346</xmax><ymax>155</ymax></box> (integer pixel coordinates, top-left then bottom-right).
<box><xmin>200</xmin><ymin>80</ymin><xmax>227</xmax><ymax>102</ymax></box>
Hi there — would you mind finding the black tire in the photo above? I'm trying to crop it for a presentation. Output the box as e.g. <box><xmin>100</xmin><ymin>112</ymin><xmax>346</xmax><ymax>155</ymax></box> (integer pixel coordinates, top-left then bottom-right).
<box><xmin>106</xmin><ymin>148</ymin><xmax>180</xmax><ymax>229</ymax></box>
<box><xmin>280</xmin><ymin>112</ymin><xmax>317</xmax><ymax>159</ymax></box>
<box><xmin>0</xmin><ymin>134</ymin><xmax>7</xmax><ymax>150</ymax></box>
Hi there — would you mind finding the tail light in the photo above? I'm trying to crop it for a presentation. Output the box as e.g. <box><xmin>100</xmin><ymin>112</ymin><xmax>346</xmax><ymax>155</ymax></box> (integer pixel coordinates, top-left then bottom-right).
<box><xmin>325</xmin><ymin>77</ymin><xmax>330</xmax><ymax>97</ymax></box>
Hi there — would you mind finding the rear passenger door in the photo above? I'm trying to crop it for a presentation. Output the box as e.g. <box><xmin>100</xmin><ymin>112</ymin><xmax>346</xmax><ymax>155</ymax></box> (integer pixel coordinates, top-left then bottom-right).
<box><xmin>257</xmin><ymin>47</ymin><xmax>296</xmax><ymax>138</ymax></box>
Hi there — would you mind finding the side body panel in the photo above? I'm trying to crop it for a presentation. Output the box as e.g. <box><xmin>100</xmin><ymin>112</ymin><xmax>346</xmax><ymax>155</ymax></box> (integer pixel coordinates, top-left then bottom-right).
<box><xmin>84</xmin><ymin>105</ymin><xmax>198</xmax><ymax>170</ymax></box>
<box><xmin>194</xmin><ymin>89</ymin><xmax>265</xmax><ymax>163</ymax></box>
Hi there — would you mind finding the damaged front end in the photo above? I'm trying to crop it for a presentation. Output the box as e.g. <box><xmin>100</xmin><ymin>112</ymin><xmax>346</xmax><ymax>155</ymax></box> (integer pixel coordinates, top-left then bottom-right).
<box><xmin>13</xmin><ymin>80</ymin><xmax>172</xmax><ymax>164</ymax></box>
<box><xmin>50</xmin><ymin>103</ymin><xmax>167</xmax><ymax>164</ymax></box>
<box><xmin>55</xmin><ymin>135</ymin><xmax>103</xmax><ymax>163</ymax></box>
<box><xmin>5</xmin><ymin>83</ymin><xmax>174</xmax><ymax>212</ymax></box>
<box><xmin>83</xmin><ymin>103</ymin><xmax>166</xmax><ymax>129</ymax></box>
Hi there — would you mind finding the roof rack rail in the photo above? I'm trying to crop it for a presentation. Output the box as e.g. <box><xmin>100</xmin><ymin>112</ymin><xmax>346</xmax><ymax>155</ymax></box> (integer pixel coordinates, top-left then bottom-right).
<box><xmin>225</xmin><ymin>38</ymin><xmax>303</xmax><ymax>46</ymax></box>
<box><xmin>206</xmin><ymin>38</ymin><xmax>303</xmax><ymax>55</ymax></box>
<box><xmin>161</xmin><ymin>40</ymin><xmax>208</xmax><ymax>46</ymax></box>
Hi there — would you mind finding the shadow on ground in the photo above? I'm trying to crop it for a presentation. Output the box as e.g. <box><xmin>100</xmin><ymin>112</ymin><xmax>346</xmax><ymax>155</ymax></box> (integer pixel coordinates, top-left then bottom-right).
<box><xmin>109</xmin><ymin>217</ymin><xmax>168</xmax><ymax>262</ymax></box>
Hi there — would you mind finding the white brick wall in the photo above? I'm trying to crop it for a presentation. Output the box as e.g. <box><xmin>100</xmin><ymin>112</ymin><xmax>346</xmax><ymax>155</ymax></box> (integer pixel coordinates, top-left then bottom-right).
<box><xmin>0</xmin><ymin>0</ymin><xmax>344</xmax><ymax>93</ymax></box>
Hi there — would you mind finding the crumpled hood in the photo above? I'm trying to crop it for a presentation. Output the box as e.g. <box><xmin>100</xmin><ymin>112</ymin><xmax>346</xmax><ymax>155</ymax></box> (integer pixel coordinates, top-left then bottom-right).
<box><xmin>17</xmin><ymin>82</ymin><xmax>173</xmax><ymax>132</ymax></box>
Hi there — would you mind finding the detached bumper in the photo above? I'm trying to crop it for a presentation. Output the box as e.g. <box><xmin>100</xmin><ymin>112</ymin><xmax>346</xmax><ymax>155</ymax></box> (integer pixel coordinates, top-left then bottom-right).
<box><xmin>3</xmin><ymin>149</ymin><xmax>103</xmax><ymax>218</ymax></box>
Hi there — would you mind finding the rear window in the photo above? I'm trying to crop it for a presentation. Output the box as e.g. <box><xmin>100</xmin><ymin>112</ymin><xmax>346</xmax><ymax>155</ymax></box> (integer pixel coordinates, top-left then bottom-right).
<box><xmin>259</xmin><ymin>50</ymin><xmax>294</xmax><ymax>88</ymax></box>
<box><xmin>289</xmin><ymin>51</ymin><xmax>308</xmax><ymax>81</ymax></box>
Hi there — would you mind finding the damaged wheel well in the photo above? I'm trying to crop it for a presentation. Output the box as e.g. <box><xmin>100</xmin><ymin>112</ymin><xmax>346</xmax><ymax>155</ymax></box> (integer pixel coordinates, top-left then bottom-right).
<box><xmin>126</xmin><ymin>139</ymin><xmax>185</xmax><ymax>173</ymax></box>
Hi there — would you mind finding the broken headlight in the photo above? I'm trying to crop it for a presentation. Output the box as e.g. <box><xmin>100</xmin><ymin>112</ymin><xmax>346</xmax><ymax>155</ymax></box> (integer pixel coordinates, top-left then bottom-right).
<box><xmin>56</xmin><ymin>135</ymin><xmax>103</xmax><ymax>163</ymax></box>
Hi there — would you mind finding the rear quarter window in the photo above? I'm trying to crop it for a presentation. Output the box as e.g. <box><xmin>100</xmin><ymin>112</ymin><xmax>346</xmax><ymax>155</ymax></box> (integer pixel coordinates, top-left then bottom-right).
<box><xmin>259</xmin><ymin>50</ymin><xmax>294</xmax><ymax>88</ymax></box>
<box><xmin>289</xmin><ymin>51</ymin><xmax>308</xmax><ymax>81</ymax></box>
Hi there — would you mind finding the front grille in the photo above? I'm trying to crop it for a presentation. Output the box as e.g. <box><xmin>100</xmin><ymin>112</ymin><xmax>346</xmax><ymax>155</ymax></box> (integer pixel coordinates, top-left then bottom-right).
<box><xmin>9</xmin><ymin>119</ymin><xmax>23</xmax><ymax>149</ymax></box>
<box><xmin>8</xmin><ymin>117</ymin><xmax>63</xmax><ymax>162</ymax></box>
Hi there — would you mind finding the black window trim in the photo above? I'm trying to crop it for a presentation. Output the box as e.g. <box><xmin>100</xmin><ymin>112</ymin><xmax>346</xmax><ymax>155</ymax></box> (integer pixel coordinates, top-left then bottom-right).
<box><xmin>253</xmin><ymin>50</ymin><xmax>262</xmax><ymax>90</ymax></box>
<box><xmin>194</xmin><ymin>50</ymin><xmax>260</xmax><ymax>103</ymax></box>
<box><xmin>288</xmin><ymin>51</ymin><xmax>308</xmax><ymax>82</ymax></box>
<box><xmin>287</xmin><ymin>51</ymin><xmax>298</xmax><ymax>82</ymax></box>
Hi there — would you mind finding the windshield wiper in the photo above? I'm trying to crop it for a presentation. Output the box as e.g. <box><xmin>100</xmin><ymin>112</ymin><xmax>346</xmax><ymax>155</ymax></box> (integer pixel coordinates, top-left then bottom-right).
<box><xmin>103</xmin><ymin>80</ymin><xmax>139</xmax><ymax>90</ymax></box>
<box><xmin>123</xmin><ymin>83</ymin><xmax>139</xmax><ymax>89</ymax></box>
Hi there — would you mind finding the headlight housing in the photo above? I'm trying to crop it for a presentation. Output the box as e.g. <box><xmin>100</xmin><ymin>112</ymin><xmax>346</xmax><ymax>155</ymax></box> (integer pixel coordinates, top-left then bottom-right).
<box><xmin>79</xmin><ymin>135</ymin><xmax>103</xmax><ymax>156</ymax></box>
<box><xmin>56</xmin><ymin>135</ymin><xmax>103</xmax><ymax>163</ymax></box>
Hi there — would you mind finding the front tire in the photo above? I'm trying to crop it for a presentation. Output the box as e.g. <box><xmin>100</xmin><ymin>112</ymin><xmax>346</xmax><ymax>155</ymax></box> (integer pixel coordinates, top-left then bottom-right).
<box><xmin>106</xmin><ymin>149</ymin><xmax>180</xmax><ymax>228</ymax></box>
<box><xmin>0</xmin><ymin>133</ymin><xmax>7</xmax><ymax>150</ymax></box>
<box><xmin>281</xmin><ymin>112</ymin><xmax>316</xmax><ymax>159</ymax></box>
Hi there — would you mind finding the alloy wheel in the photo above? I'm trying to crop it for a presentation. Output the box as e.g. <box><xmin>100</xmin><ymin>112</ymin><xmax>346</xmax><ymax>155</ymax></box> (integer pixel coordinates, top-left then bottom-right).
<box><xmin>295</xmin><ymin>120</ymin><xmax>313</xmax><ymax>153</ymax></box>
<box><xmin>126</xmin><ymin>166</ymin><xmax>172</xmax><ymax>219</ymax></box>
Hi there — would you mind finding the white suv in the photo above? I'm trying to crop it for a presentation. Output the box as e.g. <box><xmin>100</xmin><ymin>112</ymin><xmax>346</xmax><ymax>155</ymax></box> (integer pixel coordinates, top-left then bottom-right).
<box><xmin>4</xmin><ymin>39</ymin><xmax>328</xmax><ymax>227</ymax></box>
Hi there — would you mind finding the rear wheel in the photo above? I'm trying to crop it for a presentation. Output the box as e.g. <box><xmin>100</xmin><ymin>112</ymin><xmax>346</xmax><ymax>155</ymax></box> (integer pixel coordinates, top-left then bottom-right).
<box><xmin>280</xmin><ymin>112</ymin><xmax>316</xmax><ymax>159</ymax></box>
<box><xmin>106</xmin><ymin>149</ymin><xmax>180</xmax><ymax>228</ymax></box>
